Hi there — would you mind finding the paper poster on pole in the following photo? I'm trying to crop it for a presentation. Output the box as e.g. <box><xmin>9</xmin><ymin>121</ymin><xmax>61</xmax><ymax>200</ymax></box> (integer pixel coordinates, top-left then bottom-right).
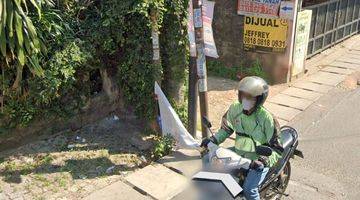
<box><xmin>243</xmin><ymin>16</ymin><xmax>288</xmax><ymax>53</ymax></box>
<box><xmin>188</xmin><ymin>1</ymin><xmax>196</xmax><ymax>57</ymax></box>
<box><xmin>238</xmin><ymin>0</ymin><xmax>281</xmax><ymax>18</ymax></box>
<box><xmin>187</xmin><ymin>0</ymin><xmax>218</xmax><ymax>58</ymax></box>
<box><xmin>203</xmin><ymin>0</ymin><xmax>219</xmax><ymax>58</ymax></box>
<box><xmin>292</xmin><ymin>10</ymin><xmax>312</xmax><ymax>76</ymax></box>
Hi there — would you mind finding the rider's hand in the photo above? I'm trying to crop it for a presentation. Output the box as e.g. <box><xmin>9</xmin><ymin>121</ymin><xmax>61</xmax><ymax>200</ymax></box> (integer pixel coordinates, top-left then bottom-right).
<box><xmin>250</xmin><ymin>156</ymin><xmax>269</xmax><ymax>170</ymax></box>
<box><xmin>200</xmin><ymin>136</ymin><xmax>216</xmax><ymax>148</ymax></box>
<box><xmin>250</xmin><ymin>160</ymin><xmax>264</xmax><ymax>170</ymax></box>
<box><xmin>258</xmin><ymin>155</ymin><xmax>269</xmax><ymax>167</ymax></box>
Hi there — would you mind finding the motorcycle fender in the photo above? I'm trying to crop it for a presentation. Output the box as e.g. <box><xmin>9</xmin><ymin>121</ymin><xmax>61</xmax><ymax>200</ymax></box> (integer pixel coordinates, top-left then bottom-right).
<box><xmin>293</xmin><ymin>149</ymin><xmax>304</xmax><ymax>158</ymax></box>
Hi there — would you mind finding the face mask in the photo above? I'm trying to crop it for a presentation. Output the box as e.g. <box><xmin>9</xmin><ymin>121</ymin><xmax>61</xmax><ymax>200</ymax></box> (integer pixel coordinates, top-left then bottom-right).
<box><xmin>242</xmin><ymin>98</ymin><xmax>256</xmax><ymax>111</ymax></box>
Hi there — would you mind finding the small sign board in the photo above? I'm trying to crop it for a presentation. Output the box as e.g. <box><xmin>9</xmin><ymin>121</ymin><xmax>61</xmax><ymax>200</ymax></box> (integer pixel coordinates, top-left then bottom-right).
<box><xmin>238</xmin><ymin>0</ymin><xmax>281</xmax><ymax>18</ymax></box>
<box><xmin>279</xmin><ymin>1</ymin><xmax>295</xmax><ymax>20</ymax></box>
<box><xmin>292</xmin><ymin>10</ymin><xmax>312</xmax><ymax>76</ymax></box>
<box><xmin>243</xmin><ymin>16</ymin><xmax>288</xmax><ymax>53</ymax></box>
<box><xmin>194</xmin><ymin>8</ymin><xmax>203</xmax><ymax>28</ymax></box>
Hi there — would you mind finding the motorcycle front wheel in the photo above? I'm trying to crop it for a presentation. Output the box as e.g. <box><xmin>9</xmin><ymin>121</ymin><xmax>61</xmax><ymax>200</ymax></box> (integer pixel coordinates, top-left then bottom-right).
<box><xmin>261</xmin><ymin>161</ymin><xmax>291</xmax><ymax>200</ymax></box>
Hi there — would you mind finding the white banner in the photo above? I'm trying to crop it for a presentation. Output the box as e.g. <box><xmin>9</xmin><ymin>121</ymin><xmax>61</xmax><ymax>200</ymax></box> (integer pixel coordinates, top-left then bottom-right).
<box><xmin>203</xmin><ymin>0</ymin><xmax>219</xmax><ymax>58</ymax></box>
<box><xmin>154</xmin><ymin>82</ymin><xmax>200</xmax><ymax>149</ymax></box>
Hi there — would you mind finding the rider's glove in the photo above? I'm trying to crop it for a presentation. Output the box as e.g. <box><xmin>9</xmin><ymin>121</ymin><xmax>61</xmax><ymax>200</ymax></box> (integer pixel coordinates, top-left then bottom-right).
<box><xmin>200</xmin><ymin>136</ymin><xmax>217</xmax><ymax>148</ymax></box>
<box><xmin>258</xmin><ymin>155</ymin><xmax>269</xmax><ymax>167</ymax></box>
<box><xmin>250</xmin><ymin>156</ymin><xmax>269</xmax><ymax>170</ymax></box>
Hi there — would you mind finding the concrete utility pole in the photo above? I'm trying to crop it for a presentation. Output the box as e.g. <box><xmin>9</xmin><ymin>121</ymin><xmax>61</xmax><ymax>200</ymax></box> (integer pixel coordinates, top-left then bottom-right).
<box><xmin>191</xmin><ymin>0</ymin><xmax>210</xmax><ymax>138</ymax></box>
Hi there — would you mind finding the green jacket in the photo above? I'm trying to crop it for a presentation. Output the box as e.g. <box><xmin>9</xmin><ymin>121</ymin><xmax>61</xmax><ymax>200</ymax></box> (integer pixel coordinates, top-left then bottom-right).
<box><xmin>214</xmin><ymin>101</ymin><xmax>281</xmax><ymax>167</ymax></box>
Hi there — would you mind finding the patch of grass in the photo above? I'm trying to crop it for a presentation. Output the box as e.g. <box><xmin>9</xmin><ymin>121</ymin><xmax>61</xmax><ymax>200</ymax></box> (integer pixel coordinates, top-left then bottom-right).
<box><xmin>207</xmin><ymin>59</ymin><xmax>268</xmax><ymax>81</ymax></box>
<box><xmin>55</xmin><ymin>174</ymin><xmax>68</xmax><ymax>188</ymax></box>
<box><xmin>33</xmin><ymin>174</ymin><xmax>51</xmax><ymax>187</ymax></box>
<box><xmin>40</xmin><ymin>154</ymin><xmax>54</xmax><ymax>165</ymax></box>
<box><xmin>207</xmin><ymin>60</ymin><xmax>242</xmax><ymax>80</ymax></box>
<box><xmin>246</xmin><ymin>59</ymin><xmax>268</xmax><ymax>80</ymax></box>
<box><xmin>3</xmin><ymin>161</ymin><xmax>18</xmax><ymax>172</ymax></box>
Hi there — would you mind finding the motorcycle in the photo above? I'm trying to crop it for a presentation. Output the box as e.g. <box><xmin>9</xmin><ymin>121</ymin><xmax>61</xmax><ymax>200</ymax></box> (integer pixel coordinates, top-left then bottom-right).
<box><xmin>180</xmin><ymin>117</ymin><xmax>304</xmax><ymax>200</ymax></box>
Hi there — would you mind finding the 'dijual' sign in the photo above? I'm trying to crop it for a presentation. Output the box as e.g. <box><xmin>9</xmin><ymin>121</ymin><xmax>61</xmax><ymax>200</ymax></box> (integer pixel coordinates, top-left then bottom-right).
<box><xmin>243</xmin><ymin>16</ymin><xmax>288</xmax><ymax>53</ymax></box>
<box><xmin>244</xmin><ymin>17</ymin><xmax>281</xmax><ymax>27</ymax></box>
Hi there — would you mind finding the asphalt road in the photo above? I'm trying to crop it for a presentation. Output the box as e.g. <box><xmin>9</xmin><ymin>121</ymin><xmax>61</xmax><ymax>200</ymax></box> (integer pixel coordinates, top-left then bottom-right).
<box><xmin>285</xmin><ymin>87</ymin><xmax>360</xmax><ymax>200</ymax></box>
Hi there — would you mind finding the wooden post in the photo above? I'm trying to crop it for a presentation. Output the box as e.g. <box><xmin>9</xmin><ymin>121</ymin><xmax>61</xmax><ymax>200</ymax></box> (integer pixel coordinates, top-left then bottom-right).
<box><xmin>192</xmin><ymin>0</ymin><xmax>210</xmax><ymax>138</ymax></box>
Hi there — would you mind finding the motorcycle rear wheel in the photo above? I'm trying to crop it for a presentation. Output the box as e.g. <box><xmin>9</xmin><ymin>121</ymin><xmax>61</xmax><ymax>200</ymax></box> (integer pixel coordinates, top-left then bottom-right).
<box><xmin>262</xmin><ymin>161</ymin><xmax>291</xmax><ymax>200</ymax></box>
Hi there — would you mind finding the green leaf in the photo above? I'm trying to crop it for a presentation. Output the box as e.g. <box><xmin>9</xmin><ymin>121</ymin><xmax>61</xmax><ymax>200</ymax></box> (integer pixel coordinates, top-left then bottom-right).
<box><xmin>8</xmin><ymin>32</ymin><xmax>15</xmax><ymax>55</ymax></box>
<box><xmin>2</xmin><ymin>0</ymin><xmax>7</xmax><ymax>28</ymax></box>
<box><xmin>17</xmin><ymin>46</ymin><xmax>25</xmax><ymax>66</ymax></box>
<box><xmin>14</xmin><ymin>11</ymin><xmax>23</xmax><ymax>47</ymax></box>
<box><xmin>25</xmin><ymin>17</ymin><xmax>37</xmax><ymax>39</ymax></box>
<box><xmin>6</xmin><ymin>0</ymin><xmax>14</xmax><ymax>37</ymax></box>
<box><xmin>0</xmin><ymin>27</ymin><xmax>6</xmax><ymax>57</ymax></box>
<box><xmin>28</xmin><ymin>55</ymin><xmax>44</xmax><ymax>76</ymax></box>
<box><xmin>0</xmin><ymin>0</ymin><xmax>3</xmax><ymax>21</ymax></box>
<box><xmin>23</xmin><ymin>31</ymin><xmax>32</xmax><ymax>54</ymax></box>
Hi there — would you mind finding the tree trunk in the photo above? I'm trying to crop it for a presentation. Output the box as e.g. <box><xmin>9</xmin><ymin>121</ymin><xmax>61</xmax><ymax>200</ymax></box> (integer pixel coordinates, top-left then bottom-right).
<box><xmin>12</xmin><ymin>65</ymin><xmax>23</xmax><ymax>91</ymax></box>
<box><xmin>99</xmin><ymin>68</ymin><xmax>119</xmax><ymax>102</ymax></box>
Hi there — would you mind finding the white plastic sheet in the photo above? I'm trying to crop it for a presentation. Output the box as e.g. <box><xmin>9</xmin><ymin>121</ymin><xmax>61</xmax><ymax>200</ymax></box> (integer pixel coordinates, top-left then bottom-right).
<box><xmin>154</xmin><ymin>82</ymin><xmax>200</xmax><ymax>149</ymax></box>
<box><xmin>207</xmin><ymin>142</ymin><xmax>251</xmax><ymax>171</ymax></box>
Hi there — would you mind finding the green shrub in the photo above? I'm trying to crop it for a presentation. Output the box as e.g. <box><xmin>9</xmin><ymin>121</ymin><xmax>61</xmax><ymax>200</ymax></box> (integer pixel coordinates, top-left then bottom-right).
<box><xmin>207</xmin><ymin>60</ymin><xmax>243</xmax><ymax>80</ymax></box>
<box><xmin>152</xmin><ymin>135</ymin><xmax>175</xmax><ymax>159</ymax></box>
<box><xmin>207</xmin><ymin>59</ymin><xmax>268</xmax><ymax>81</ymax></box>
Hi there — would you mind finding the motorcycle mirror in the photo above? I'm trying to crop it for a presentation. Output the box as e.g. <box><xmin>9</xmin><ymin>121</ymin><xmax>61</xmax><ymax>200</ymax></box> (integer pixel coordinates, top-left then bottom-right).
<box><xmin>255</xmin><ymin>145</ymin><xmax>273</xmax><ymax>157</ymax></box>
<box><xmin>202</xmin><ymin>116</ymin><xmax>212</xmax><ymax>128</ymax></box>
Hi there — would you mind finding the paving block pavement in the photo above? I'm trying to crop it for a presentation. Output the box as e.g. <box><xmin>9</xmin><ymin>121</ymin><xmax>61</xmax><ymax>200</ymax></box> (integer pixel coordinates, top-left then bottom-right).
<box><xmin>281</xmin><ymin>87</ymin><xmax>322</xmax><ymax>101</ymax></box>
<box><xmin>268</xmin><ymin>93</ymin><xmax>313</xmax><ymax>111</ymax></box>
<box><xmin>337</xmin><ymin>57</ymin><xmax>360</xmax><ymax>65</ymax></box>
<box><xmin>348</xmin><ymin>49</ymin><xmax>360</xmax><ymax>56</ymax></box>
<box><xmin>83</xmin><ymin>181</ymin><xmax>150</xmax><ymax>200</ymax></box>
<box><xmin>292</xmin><ymin>81</ymin><xmax>333</xmax><ymax>94</ymax></box>
<box><xmin>330</xmin><ymin>61</ymin><xmax>360</xmax><ymax>70</ymax></box>
<box><xmin>305</xmin><ymin>71</ymin><xmax>346</xmax><ymax>86</ymax></box>
<box><xmin>125</xmin><ymin>164</ymin><xmax>188</xmax><ymax>200</ymax></box>
<box><xmin>264</xmin><ymin>102</ymin><xmax>302</xmax><ymax>122</ymax></box>
<box><xmin>320</xmin><ymin>66</ymin><xmax>354</xmax><ymax>75</ymax></box>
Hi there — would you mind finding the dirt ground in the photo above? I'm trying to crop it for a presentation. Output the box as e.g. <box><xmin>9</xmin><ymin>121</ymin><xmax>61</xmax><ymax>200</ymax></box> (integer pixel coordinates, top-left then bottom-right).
<box><xmin>0</xmin><ymin>117</ymin><xmax>155</xmax><ymax>200</ymax></box>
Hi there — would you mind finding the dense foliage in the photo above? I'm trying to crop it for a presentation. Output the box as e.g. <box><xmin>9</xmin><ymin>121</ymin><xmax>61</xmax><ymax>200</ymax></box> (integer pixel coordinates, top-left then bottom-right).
<box><xmin>0</xmin><ymin>0</ymin><xmax>189</xmax><ymax>131</ymax></box>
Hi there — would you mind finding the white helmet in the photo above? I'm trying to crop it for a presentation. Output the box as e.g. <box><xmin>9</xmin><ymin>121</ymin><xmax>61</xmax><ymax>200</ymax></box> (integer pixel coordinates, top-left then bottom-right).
<box><xmin>238</xmin><ymin>76</ymin><xmax>269</xmax><ymax>107</ymax></box>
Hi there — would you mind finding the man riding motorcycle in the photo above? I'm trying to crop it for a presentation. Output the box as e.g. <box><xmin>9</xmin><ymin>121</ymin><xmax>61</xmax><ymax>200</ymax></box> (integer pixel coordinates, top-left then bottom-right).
<box><xmin>200</xmin><ymin>76</ymin><xmax>281</xmax><ymax>200</ymax></box>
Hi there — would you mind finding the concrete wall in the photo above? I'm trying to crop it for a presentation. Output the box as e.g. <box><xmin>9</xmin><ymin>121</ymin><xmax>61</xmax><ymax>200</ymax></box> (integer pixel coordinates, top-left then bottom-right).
<box><xmin>212</xmin><ymin>0</ymin><xmax>290</xmax><ymax>83</ymax></box>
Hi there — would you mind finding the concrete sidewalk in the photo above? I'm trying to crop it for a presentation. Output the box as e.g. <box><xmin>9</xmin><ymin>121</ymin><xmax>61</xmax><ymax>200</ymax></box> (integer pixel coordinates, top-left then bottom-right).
<box><xmin>83</xmin><ymin>35</ymin><xmax>360</xmax><ymax>200</ymax></box>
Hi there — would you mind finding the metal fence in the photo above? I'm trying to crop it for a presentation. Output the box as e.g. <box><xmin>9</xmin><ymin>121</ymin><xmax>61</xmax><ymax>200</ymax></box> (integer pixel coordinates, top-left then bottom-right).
<box><xmin>305</xmin><ymin>0</ymin><xmax>360</xmax><ymax>57</ymax></box>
